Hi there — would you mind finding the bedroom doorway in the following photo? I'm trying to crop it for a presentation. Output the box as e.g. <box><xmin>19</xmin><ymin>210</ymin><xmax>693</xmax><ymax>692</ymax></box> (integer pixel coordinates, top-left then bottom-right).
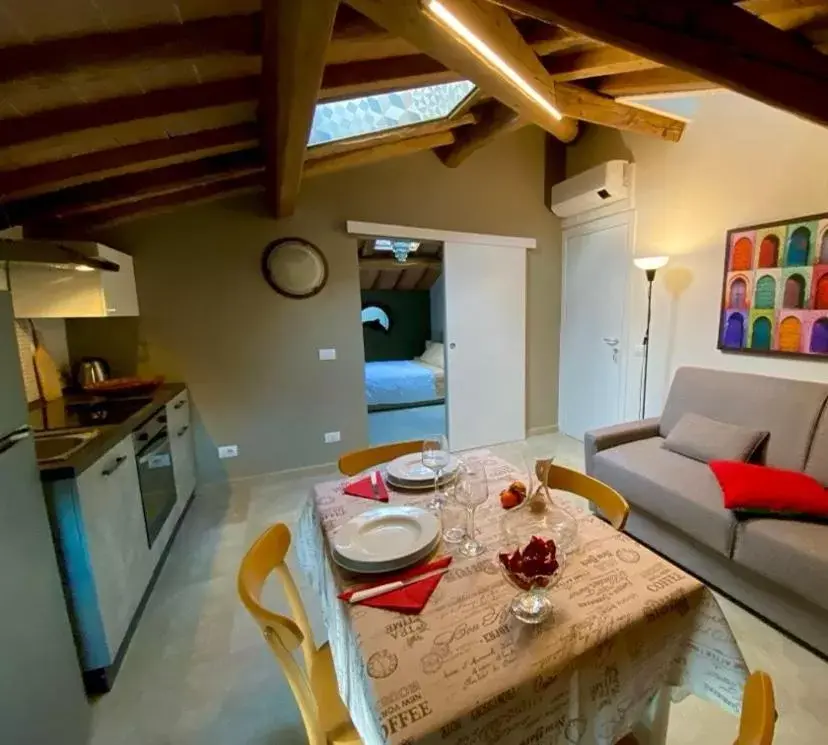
<box><xmin>358</xmin><ymin>236</ymin><xmax>447</xmax><ymax>446</ymax></box>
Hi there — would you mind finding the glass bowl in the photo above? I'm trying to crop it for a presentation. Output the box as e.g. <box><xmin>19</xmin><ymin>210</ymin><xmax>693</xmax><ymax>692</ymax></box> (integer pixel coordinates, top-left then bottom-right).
<box><xmin>498</xmin><ymin>512</ymin><xmax>567</xmax><ymax>624</ymax></box>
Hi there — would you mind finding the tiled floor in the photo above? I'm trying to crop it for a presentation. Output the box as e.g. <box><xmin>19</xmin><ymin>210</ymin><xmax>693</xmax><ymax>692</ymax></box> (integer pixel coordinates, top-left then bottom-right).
<box><xmin>367</xmin><ymin>404</ymin><xmax>446</xmax><ymax>446</ymax></box>
<box><xmin>89</xmin><ymin>434</ymin><xmax>828</xmax><ymax>745</ymax></box>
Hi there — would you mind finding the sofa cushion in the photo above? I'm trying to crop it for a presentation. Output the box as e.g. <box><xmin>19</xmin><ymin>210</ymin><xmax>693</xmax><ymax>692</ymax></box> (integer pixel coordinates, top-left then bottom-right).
<box><xmin>659</xmin><ymin>367</ymin><xmax>828</xmax><ymax>472</ymax></box>
<box><xmin>805</xmin><ymin>403</ymin><xmax>828</xmax><ymax>487</ymax></box>
<box><xmin>663</xmin><ymin>413</ymin><xmax>768</xmax><ymax>463</ymax></box>
<box><xmin>591</xmin><ymin>437</ymin><xmax>738</xmax><ymax>556</ymax></box>
<box><xmin>733</xmin><ymin>519</ymin><xmax>828</xmax><ymax>612</ymax></box>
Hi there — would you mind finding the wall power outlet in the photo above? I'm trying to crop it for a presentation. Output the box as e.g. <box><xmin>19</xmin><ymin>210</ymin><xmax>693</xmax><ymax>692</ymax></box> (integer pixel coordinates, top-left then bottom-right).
<box><xmin>218</xmin><ymin>445</ymin><xmax>239</xmax><ymax>459</ymax></box>
<box><xmin>324</xmin><ymin>431</ymin><xmax>341</xmax><ymax>444</ymax></box>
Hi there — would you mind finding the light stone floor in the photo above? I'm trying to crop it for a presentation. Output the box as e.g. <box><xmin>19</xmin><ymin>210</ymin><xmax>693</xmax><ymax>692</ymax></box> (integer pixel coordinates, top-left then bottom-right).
<box><xmin>89</xmin><ymin>434</ymin><xmax>828</xmax><ymax>745</ymax></box>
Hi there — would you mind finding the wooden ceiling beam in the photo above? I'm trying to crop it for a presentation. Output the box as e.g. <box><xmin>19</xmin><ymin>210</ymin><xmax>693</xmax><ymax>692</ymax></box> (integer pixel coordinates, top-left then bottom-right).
<box><xmin>436</xmin><ymin>100</ymin><xmax>527</xmax><ymax>167</ymax></box>
<box><xmin>305</xmin><ymin>130</ymin><xmax>456</xmax><ymax>177</ymax></box>
<box><xmin>347</xmin><ymin>0</ymin><xmax>579</xmax><ymax>142</ymax></box>
<box><xmin>0</xmin><ymin>124</ymin><xmax>259</xmax><ymax>202</ymax></box>
<box><xmin>360</xmin><ymin>256</ymin><xmax>442</xmax><ymax>269</ymax></box>
<box><xmin>489</xmin><ymin>0</ymin><xmax>828</xmax><ymax>128</ymax></box>
<box><xmin>545</xmin><ymin>47</ymin><xmax>661</xmax><ymax>82</ymax></box>
<box><xmin>597</xmin><ymin>68</ymin><xmax>717</xmax><ymax>97</ymax></box>
<box><xmin>0</xmin><ymin>150</ymin><xmax>264</xmax><ymax>228</ymax></box>
<box><xmin>30</xmin><ymin>173</ymin><xmax>264</xmax><ymax>235</ymax></box>
<box><xmin>307</xmin><ymin>113</ymin><xmax>476</xmax><ymax>159</ymax></box>
<box><xmin>261</xmin><ymin>0</ymin><xmax>340</xmax><ymax>217</ymax></box>
<box><xmin>519</xmin><ymin>22</ymin><xmax>593</xmax><ymax>56</ymax></box>
<box><xmin>0</xmin><ymin>77</ymin><xmax>258</xmax><ymax>149</ymax></box>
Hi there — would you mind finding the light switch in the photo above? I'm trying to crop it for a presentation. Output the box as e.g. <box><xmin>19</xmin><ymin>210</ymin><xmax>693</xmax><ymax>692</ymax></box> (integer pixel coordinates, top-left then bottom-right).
<box><xmin>319</xmin><ymin>348</ymin><xmax>337</xmax><ymax>361</ymax></box>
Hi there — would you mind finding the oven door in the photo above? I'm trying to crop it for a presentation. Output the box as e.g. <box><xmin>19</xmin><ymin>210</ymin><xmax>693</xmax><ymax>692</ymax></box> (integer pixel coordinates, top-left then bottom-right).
<box><xmin>136</xmin><ymin>427</ymin><xmax>177</xmax><ymax>548</ymax></box>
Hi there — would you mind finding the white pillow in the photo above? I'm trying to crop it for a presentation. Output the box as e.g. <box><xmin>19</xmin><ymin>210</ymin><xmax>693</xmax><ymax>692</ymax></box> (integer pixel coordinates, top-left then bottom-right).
<box><xmin>420</xmin><ymin>342</ymin><xmax>445</xmax><ymax>368</ymax></box>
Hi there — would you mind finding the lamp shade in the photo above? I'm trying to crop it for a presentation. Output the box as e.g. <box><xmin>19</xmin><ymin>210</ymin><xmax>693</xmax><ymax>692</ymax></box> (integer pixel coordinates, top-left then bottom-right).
<box><xmin>633</xmin><ymin>256</ymin><xmax>669</xmax><ymax>271</ymax></box>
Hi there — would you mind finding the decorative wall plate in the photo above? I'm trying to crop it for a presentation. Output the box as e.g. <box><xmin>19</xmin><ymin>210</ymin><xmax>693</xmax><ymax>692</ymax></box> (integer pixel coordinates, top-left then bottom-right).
<box><xmin>261</xmin><ymin>238</ymin><xmax>328</xmax><ymax>299</ymax></box>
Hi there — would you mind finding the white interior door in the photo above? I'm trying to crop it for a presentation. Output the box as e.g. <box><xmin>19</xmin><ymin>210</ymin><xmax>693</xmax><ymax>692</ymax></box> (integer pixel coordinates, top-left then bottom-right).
<box><xmin>559</xmin><ymin>214</ymin><xmax>632</xmax><ymax>440</ymax></box>
<box><xmin>444</xmin><ymin>241</ymin><xmax>526</xmax><ymax>451</ymax></box>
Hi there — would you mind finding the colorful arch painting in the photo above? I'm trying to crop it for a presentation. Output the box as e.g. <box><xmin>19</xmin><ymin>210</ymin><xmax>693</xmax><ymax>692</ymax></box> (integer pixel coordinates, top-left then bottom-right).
<box><xmin>720</xmin><ymin>213</ymin><xmax>827</xmax><ymax>360</ymax></box>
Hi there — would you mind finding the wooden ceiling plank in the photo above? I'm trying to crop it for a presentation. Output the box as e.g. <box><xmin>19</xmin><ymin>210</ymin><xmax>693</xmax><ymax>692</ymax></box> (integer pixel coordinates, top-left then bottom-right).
<box><xmin>436</xmin><ymin>100</ymin><xmax>528</xmax><ymax>167</ymax></box>
<box><xmin>414</xmin><ymin>266</ymin><xmax>438</xmax><ymax>290</ymax></box>
<box><xmin>490</xmin><ymin>0</ymin><xmax>828</xmax><ymax>128</ymax></box>
<box><xmin>597</xmin><ymin>68</ymin><xmax>717</xmax><ymax>97</ymax></box>
<box><xmin>346</xmin><ymin>0</ymin><xmax>579</xmax><ymax>142</ymax></box>
<box><xmin>305</xmin><ymin>131</ymin><xmax>456</xmax><ymax>177</ymax></box>
<box><xmin>306</xmin><ymin>113</ymin><xmax>476</xmax><ymax>160</ymax></box>
<box><xmin>0</xmin><ymin>123</ymin><xmax>259</xmax><ymax>201</ymax></box>
<box><xmin>0</xmin><ymin>77</ymin><xmax>258</xmax><ymax>149</ymax></box>
<box><xmin>1</xmin><ymin>150</ymin><xmax>263</xmax><ymax>228</ymax></box>
<box><xmin>359</xmin><ymin>256</ymin><xmax>442</xmax><ymax>269</ymax></box>
<box><xmin>0</xmin><ymin>14</ymin><xmax>259</xmax><ymax>85</ymax></box>
<box><xmin>30</xmin><ymin>173</ymin><xmax>264</xmax><ymax>235</ymax></box>
<box><xmin>327</xmin><ymin>6</ymin><xmax>420</xmax><ymax>62</ymax></box>
<box><xmin>544</xmin><ymin>47</ymin><xmax>661</xmax><ymax>82</ymax></box>
<box><xmin>261</xmin><ymin>0</ymin><xmax>340</xmax><ymax>217</ymax></box>
<box><xmin>518</xmin><ymin>21</ymin><xmax>592</xmax><ymax>56</ymax></box>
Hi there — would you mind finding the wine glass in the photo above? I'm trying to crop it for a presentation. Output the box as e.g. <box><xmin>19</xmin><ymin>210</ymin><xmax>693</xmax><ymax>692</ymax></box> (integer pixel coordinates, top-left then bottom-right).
<box><xmin>422</xmin><ymin>435</ymin><xmax>450</xmax><ymax>512</ymax></box>
<box><xmin>453</xmin><ymin>458</ymin><xmax>489</xmax><ymax>557</ymax></box>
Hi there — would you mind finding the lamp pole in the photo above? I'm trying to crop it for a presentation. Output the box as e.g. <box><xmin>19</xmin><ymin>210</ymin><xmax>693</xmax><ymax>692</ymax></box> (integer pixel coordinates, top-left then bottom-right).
<box><xmin>633</xmin><ymin>257</ymin><xmax>669</xmax><ymax>420</ymax></box>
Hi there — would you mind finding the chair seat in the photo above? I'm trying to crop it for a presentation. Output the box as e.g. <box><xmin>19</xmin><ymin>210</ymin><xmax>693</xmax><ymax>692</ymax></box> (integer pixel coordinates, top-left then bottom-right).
<box><xmin>310</xmin><ymin>642</ymin><xmax>361</xmax><ymax>744</ymax></box>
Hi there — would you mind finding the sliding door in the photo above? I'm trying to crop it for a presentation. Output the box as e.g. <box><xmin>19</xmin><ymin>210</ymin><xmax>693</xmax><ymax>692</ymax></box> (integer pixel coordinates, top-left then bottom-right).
<box><xmin>444</xmin><ymin>241</ymin><xmax>526</xmax><ymax>451</ymax></box>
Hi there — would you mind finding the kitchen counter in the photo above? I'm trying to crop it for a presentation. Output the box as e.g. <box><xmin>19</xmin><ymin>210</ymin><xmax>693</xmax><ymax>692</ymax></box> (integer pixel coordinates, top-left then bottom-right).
<box><xmin>31</xmin><ymin>383</ymin><xmax>186</xmax><ymax>481</ymax></box>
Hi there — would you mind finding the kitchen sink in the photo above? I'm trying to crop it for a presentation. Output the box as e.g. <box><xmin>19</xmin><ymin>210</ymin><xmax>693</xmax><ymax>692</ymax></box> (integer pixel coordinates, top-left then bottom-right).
<box><xmin>35</xmin><ymin>431</ymin><xmax>99</xmax><ymax>463</ymax></box>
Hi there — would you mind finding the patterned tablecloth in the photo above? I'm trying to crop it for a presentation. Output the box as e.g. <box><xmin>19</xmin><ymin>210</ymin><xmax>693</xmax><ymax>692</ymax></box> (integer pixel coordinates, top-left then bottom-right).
<box><xmin>296</xmin><ymin>452</ymin><xmax>748</xmax><ymax>745</ymax></box>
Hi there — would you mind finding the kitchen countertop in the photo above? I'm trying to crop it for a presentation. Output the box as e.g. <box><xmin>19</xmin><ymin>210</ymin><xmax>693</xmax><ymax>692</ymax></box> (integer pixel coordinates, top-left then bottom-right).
<box><xmin>32</xmin><ymin>383</ymin><xmax>187</xmax><ymax>481</ymax></box>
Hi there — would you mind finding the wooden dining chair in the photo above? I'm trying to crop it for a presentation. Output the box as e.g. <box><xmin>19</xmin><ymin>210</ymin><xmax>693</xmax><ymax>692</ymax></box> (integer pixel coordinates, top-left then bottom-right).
<box><xmin>338</xmin><ymin>439</ymin><xmax>425</xmax><ymax>476</ymax></box>
<box><xmin>536</xmin><ymin>461</ymin><xmax>630</xmax><ymax>530</ymax></box>
<box><xmin>616</xmin><ymin>671</ymin><xmax>776</xmax><ymax>745</ymax></box>
<box><xmin>237</xmin><ymin>523</ymin><xmax>361</xmax><ymax>745</ymax></box>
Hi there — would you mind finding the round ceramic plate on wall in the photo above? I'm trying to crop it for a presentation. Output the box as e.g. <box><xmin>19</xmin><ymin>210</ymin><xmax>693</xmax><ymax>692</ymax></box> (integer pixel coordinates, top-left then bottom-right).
<box><xmin>261</xmin><ymin>237</ymin><xmax>328</xmax><ymax>299</ymax></box>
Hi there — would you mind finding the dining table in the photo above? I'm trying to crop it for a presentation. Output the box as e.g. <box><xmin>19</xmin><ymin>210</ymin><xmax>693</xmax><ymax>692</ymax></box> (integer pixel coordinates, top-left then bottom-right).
<box><xmin>295</xmin><ymin>450</ymin><xmax>749</xmax><ymax>745</ymax></box>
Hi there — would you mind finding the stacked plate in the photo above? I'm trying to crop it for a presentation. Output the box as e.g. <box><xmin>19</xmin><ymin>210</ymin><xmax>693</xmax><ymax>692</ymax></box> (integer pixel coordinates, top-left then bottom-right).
<box><xmin>384</xmin><ymin>452</ymin><xmax>460</xmax><ymax>491</ymax></box>
<box><xmin>332</xmin><ymin>506</ymin><xmax>441</xmax><ymax>574</ymax></box>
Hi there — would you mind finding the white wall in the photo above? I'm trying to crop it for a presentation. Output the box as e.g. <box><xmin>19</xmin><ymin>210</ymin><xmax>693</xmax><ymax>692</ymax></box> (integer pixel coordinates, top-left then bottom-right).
<box><xmin>568</xmin><ymin>93</ymin><xmax>828</xmax><ymax>420</ymax></box>
<box><xmin>430</xmin><ymin>273</ymin><xmax>445</xmax><ymax>343</ymax></box>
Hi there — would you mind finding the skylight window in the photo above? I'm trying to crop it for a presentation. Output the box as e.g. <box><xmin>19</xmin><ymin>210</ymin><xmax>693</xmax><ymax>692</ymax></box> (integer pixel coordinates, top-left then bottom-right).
<box><xmin>308</xmin><ymin>80</ymin><xmax>475</xmax><ymax>146</ymax></box>
<box><xmin>375</xmin><ymin>239</ymin><xmax>420</xmax><ymax>253</ymax></box>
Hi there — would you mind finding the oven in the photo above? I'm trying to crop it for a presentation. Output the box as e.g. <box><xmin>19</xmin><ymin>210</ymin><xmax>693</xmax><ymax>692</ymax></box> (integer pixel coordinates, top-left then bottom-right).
<box><xmin>134</xmin><ymin>410</ymin><xmax>177</xmax><ymax>548</ymax></box>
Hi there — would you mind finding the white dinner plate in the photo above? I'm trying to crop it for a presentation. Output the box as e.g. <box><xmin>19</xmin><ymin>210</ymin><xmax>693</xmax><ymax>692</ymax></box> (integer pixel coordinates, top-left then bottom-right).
<box><xmin>385</xmin><ymin>471</ymin><xmax>455</xmax><ymax>492</ymax></box>
<box><xmin>333</xmin><ymin>533</ymin><xmax>441</xmax><ymax>574</ymax></box>
<box><xmin>386</xmin><ymin>453</ymin><xmax>459</xmax><ymax>485</ymax></box>
<box><xmin>332</xmin><ymin>506</ymin><xmax>440</xmax><ymax>567</ymax></box>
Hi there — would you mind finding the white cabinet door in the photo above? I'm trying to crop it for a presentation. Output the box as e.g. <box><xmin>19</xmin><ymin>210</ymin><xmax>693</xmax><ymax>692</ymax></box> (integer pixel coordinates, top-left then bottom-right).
<box><xmin>444</xmin><ymin>240</ymin><xmax>527</xmax><ymax>451</ymax></box>
<box><xmin>168</xmin><ymin>391</ymin><xmax>196</xmax><ymax>505</ymax></box>
<box><xmin>99</xmin><ymin>245</ymin><xmax>139</xmax><ymax>317</ymax></box>
<box><xmin>75</xmin><ymin>436</ymin><xmax>148</xmax><ymax>658</ymax></box>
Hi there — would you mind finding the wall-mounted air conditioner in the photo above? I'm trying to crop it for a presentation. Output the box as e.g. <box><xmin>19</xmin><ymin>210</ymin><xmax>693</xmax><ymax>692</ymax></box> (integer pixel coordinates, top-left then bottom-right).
<box><xmin>549</xmin><ymin>160</ymin><xmax>631</xmax><ymax>218</ymax></box>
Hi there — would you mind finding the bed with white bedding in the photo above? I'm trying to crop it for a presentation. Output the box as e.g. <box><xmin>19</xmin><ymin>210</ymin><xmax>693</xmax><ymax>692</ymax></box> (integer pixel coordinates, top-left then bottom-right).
<box><xmin>365</xmin><ymin>343</ymin><xmax>445</xmax><ymax>409</ymax></box>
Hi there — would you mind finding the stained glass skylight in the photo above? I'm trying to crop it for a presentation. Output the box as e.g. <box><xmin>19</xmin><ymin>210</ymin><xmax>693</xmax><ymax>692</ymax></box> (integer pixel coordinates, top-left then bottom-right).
<box><xmin>308</xmin><ymin>80</ymin><xmax>475</xmax><ymax>146</ymax></box>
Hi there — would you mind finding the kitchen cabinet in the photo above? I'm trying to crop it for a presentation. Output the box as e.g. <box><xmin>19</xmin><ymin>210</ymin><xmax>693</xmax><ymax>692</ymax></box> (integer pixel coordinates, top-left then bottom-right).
<box><xmin>167</xmin><ymin>390</ymin><xmax>196</xmax><ymax>506</ymax></box>
<box><xmin>10</xmin><ymin>243</ymin><xmax>139</xmax><ymax>318</ymax></box>
<box><xmin>72</xmin><ymin>435</ymin><xmax>148</xmax><ymax>669</ymax></box>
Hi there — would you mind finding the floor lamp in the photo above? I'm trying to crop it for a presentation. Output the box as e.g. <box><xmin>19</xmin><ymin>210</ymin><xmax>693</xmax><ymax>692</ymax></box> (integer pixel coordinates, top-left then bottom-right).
<box><xmin>633</xmin><ymin>256</ymin><xmax>669</xmax><ymax>419</ymax></box>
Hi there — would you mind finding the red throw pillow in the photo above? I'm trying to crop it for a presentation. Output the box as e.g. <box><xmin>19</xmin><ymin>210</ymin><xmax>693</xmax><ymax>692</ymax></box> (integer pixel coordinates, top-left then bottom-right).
<box><xmin>709</xmin><ymin>460</ymin><xmax>828</xmax><ymax>518</ymax></box>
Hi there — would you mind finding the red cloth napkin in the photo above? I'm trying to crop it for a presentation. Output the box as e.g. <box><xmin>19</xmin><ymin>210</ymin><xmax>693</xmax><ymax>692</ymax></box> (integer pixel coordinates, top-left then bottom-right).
<box><xmin>338</xmin><ymin>556</ymin><xmax>453</xmax><ymax>614</ymax></box>
<box><xmin>343</xmin><ymin>471</ymin><xmax>389</xmax><ymax>501</ymax></box>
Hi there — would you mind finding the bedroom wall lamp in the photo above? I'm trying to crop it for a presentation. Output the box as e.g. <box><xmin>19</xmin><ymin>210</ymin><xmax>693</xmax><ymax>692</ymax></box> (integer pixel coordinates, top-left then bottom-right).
<box><xmin>422</xmin><ymin>0</ymin><xmax>563</xmax><ymax>122</ymax></box>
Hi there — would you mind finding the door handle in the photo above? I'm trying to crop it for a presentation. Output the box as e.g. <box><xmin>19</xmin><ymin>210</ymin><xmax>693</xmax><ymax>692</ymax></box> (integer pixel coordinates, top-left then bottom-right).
<box><xmin>602</xmin><ymin>337</ymin><xmax>620</xmax><ymax>347</ymax></box>
<box><xmin>449</xmin><ymin>343</ymin><xmax>456</xmax><ymax>350</ymax></box>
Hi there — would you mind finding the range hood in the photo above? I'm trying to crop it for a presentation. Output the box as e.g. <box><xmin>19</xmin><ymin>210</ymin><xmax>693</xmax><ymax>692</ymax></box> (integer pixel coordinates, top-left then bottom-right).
<box><xmin>0</xmin><ymin>238</ymin><xmax>120</xmax><ymax>272</ymax></box>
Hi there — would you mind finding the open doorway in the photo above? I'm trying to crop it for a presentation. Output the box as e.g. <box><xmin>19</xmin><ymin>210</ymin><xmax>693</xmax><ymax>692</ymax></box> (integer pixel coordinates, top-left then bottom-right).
<box><xmin>358</xmin><ymin>237</ymin><xmax>447</xmax><ymax>446</ymax></box>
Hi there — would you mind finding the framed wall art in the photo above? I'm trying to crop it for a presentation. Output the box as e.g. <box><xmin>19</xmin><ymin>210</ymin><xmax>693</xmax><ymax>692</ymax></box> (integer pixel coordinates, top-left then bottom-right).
<box><xmin>719</xmin><ymin>212</ymin><xmax>828</xmax><ymax>358</ymax></box>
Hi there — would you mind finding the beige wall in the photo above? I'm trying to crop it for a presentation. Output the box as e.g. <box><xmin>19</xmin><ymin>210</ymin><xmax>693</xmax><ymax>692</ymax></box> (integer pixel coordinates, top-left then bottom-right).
<box><xmin>567</xmin><ymin>93</ymin><xmax>828</xmax><ymax>419</ymax></box>
<box><xmin>73</xmin><ymin>128</ymin><xmax>563</xmax><ymax>482</ymax></box>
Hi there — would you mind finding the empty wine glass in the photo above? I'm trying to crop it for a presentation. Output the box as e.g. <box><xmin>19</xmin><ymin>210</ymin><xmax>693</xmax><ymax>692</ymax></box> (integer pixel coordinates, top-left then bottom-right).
<box><xmin>422</xmin><ymin>435</ymin><xmax>450</xmax><ymax>512</ymax></box>
<box><xmin>454</xmin><ymin>459</ymin><xmax>489</xmax><ymax>557</ymax></box>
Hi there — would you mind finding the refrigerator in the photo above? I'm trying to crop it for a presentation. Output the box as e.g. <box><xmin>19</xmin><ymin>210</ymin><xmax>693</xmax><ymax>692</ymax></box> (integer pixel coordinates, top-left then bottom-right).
<box><xmin>0</xmin><ymin>291</ymin><xmax>91</xmax><ymax>745</ymax></box>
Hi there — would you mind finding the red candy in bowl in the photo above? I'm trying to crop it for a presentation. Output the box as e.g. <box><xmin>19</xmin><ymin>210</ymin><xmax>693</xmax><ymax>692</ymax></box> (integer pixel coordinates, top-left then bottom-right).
<box><xmin>498</xmin><ymin>536</ymin><xmax>561</xmax><ymax>590</ymax></box>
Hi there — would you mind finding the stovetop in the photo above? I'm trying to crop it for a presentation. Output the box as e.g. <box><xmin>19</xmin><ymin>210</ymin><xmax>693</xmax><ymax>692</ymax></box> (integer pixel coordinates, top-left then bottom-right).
<box><xmin>29</xmin><ymin>396</ymin><xmax>155</xmax><ymax>432</ymax></box>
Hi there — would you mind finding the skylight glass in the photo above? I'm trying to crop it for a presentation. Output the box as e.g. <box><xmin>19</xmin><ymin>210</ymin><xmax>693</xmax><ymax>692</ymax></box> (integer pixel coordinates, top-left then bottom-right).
<box><xmin>308</xmin><ymin>80</ymin><xmax>475</xmax><ymax>146</ymax></box>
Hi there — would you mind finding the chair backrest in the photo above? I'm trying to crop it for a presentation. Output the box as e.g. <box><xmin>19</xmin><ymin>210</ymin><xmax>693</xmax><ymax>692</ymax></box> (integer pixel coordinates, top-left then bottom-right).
<box><xmin>538</xmin><ymin>461</ymin><xmax>630</xmax><ymax>530</ymax></box>
<box><xmin>736</xmin><ymin>671</ymin><xmax>776</xmax><ymax>745</ymax></box>
<box><xmin>237</xmin><ymin>524</ymin><xmax>326</xmax><ymax>745</ymax></box>
<box><xmin>338</xmin><ymin>439</ymin><xmax>425</xmax><ymax>476</ymax></box>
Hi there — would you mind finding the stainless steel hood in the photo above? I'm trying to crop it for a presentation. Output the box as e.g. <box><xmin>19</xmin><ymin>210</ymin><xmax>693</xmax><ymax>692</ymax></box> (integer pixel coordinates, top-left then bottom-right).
<box><xmin>0</xmin><ymin>239</ymin><xmax>120</xmax><ymax>272</ymax></box>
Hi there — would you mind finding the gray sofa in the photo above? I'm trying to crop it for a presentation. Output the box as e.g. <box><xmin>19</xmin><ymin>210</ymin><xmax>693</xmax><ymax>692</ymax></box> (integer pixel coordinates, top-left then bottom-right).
<box><xmin>585</xmin><ymin>366</ymin><xmax>828</xmax><ymax>658</ymax></box>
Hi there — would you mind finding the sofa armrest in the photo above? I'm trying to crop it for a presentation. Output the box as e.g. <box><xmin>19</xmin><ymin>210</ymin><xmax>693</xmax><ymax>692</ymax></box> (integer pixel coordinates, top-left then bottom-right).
<box><xmin>584</xmin><ymin>418</ymin><xmax>661</xmax><ymax>474</ymax></box>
